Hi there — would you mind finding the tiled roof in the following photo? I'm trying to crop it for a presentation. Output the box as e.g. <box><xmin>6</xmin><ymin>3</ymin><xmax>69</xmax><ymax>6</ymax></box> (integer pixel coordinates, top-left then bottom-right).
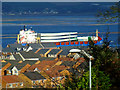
<box><xmin>19</xmin><ymin>51</ymin><xmax>40</xmax><ymax>59</ymax></box>
<box><xmin>58</xmin><ymin>57</ymin><xmax>73</xmax><ymax>61</ymax></box>
<box><xmin>44</xmin><ymin>65</ymin><xmax>68</xmax><ymax>77</ymax></box>
<box><xmin>2</xmin><ymin>75</ymin><xmax>23</xmax><ymax>83</ymax></box>
<box><xmin>37</xmin><ymin>49</ymin><xmax>49</xmax><ymax>54</ymax></box>
<box><xmin>24</xmin><ymin>71</ymin><xmax>46</xmax><ymax>80</ymax></box>
<box><xmin>48</xmin><ymin>49</ymin><xmax>61</xmax><ymax>55</ymax></box>
<box><xmin>40</xmin><ymin>60</ymin><xmax>57</xmax><ymax>67</ymax></box>
<box><xmin>28</xmin><ymin>60</ymin><xmax>57</xmax><ymax>71</ymax></box>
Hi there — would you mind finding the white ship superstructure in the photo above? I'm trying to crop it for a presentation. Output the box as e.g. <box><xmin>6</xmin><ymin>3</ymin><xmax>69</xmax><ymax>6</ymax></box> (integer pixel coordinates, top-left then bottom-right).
<box><xmin>18</xmin><ymin>28</ymin><xmax>37</xmax><ymax>43</ymax></box>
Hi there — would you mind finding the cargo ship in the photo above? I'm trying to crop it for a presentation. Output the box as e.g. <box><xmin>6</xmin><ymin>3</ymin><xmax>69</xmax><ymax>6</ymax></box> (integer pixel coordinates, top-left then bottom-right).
<box><xmin>17</xmin><ymin>26</ymin><xmax>103</xmax><ymax>47</ymax></box>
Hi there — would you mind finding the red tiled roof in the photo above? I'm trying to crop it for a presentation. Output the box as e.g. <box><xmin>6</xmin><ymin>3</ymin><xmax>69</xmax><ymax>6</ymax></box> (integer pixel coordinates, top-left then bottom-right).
<box><xmin>44</xmin><ymin>65</ymin><xmax>69</xmax><ymax>77</ymax></box>
<box><xmin>28</xmin><ymin>60</ymin><xmax>57</xmax><ymax>71</ymax></box>
<box><xmin>58</xmin><ymin>57</ymin><xmax>73</xmax><ymax>61</ymax></box>
<box><xmin>2</xmin><ymin>75</ymin><xmax>23</xmax><ymax>83</ymax></box>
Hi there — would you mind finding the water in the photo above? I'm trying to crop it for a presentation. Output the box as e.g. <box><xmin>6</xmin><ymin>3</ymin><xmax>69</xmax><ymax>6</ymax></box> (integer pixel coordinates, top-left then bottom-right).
<box><xmin>2</xmin><ymin>15</ymin><xmax>119</xmax><ymax>48</ymax></box>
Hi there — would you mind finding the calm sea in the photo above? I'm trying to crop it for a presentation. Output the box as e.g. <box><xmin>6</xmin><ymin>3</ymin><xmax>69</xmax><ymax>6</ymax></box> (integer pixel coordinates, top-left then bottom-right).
<box><xmin>2</xmin><ymin>15</ymin><xmax>119</xmax><ymax>48</ymax></box>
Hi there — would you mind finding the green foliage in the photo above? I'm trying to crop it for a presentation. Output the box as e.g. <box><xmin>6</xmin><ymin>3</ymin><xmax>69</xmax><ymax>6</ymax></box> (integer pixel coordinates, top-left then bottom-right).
<box><xmin>64</xmin><ymin>67</ymin><xmax>111</xmax><ymax>90</ymax></box>
<box><xmin>97</xmin><ymin>2</ymin><xmax>119</xmax><ymax>23</ymax></box>
<box><xmin>64</xmin><ymin>74</ymin><xmax>79</xmax><ymax>90</ymax></box>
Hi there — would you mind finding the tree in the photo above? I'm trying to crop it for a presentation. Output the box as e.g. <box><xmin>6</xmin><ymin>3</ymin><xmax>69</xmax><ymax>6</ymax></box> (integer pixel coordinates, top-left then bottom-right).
<box><xmin>95</xmin><ymin>2</ymin><xmax>120</xmax><ymax>88</ymax></box>
<box><xmin>78</xmin><ymin>67</ymin><xmax>111</xmax><ymax>90</ymax></box>
<box><xmin>64</xmin><ymin>67</ymin><xmax>111</xmax><ymax>90</ymax></box>
<box><xmin>97</xmin><ymin>2</ymin><xmax>119</xmax><ymax>23</ymax></box>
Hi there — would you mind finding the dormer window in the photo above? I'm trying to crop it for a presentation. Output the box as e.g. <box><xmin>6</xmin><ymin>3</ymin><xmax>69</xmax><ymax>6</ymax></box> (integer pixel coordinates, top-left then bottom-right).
<box><xmin>23</xmin><ymin>48</ymin><xmax>27</xmax><ymax>51</ymax></box>
<box><xmin>14</xmin><ymin>70</ymin><xmax>17</xmax><ymax>73</ymax></box>
<box><xmin>46</xmin><ymin>68</ymin><xmax>49</xmax><ymax>71</ymax></box>
<box><xmin>17</xmin><ymin>48</ymin><xmax>21</xmax><ymax>51</ymax></box>
<box><xmin>20</xmin><ymin>83</ymin><xmax>23</xmax><ymax>86</ymax></box>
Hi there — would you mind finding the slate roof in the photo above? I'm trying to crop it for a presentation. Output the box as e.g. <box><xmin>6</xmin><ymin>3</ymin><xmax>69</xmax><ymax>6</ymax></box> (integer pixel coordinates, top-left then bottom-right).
<box><xmin>39</xmin><ymin>57</ymin><xmax>55</xmax><ymax>61</ymax></box>
<box><xmin>60</xmin><ymin>61</ymin><xmax>76</xmax><ymax>67</ymax></box>
<box><xmin>13</xmin><ymin>54</ymin><xmax>22</xmax><ymax>61</ymax></box>
<box><xmin>19</xmin><ymin>51</ymin><xmax>40</xmax><ymax>59</ymax></box>
<box><xmin>24</xmin><ymin>71</ymin><xmax>46</xmax><ymax>80</ymax></box>
<box><xmin>2</xmin><ymin>47</ymin><xmax>17</xmax><ymax>53</ymax></box>
<box><xmin>4</xmin><ymin>43</ymin><xmax>42</xmax><ymax>52</ymax></box>
<box><xmin>6</xmin><ymin>60</ymin><xmax>38</xmax><ymax>70</ymax></box>
<box><xmin>22</xmin><ymin>60</ymin><xmax>38</xmax><ymax>65</ymax></box>
<box><xmin>67</xmin><ymin>68</ymin><xmax>81</xmax><ymax>77</ymax></box>
<box><xmin>77</xmin><ymin>61</ymin><xmax>88</xmax><ymax>70</ymax></box>
<box><xmin>32</xmin><ymin>49</ymin><xmax>38</xmax><ymax>53</ymax></box>
<box><xmin>7</xmin><ymin>44</ymin><xmax>23</xmax><ymax>48</ymax></box>
<box><xmin>48</xmin><ymin>49</ymin><xmax>60</xmax><ymax>55</ymax></box>
<box><xmin>37</xmin><ymin>49</ymin><xmax>49</xmax><ymax>54</ymax></box>
<box><xmin>7</xmin><ymin>62</ymin><xmax>24</xmax><ymax>70</ymax></box>
<box><xmin>59</xmin><ymin>49</ymin><xmax>70</xmax><ymax>55</ymax></box>
<box><xmin>41</xmin><ymin>42</ymin><xmax>57</xmax><ymax>48</ymax></box>
<box><xmin>60</xmin><ymin>46</ymin><xmax>80</xmax><ymax>50</ymax></box>
<box><xmin>29</xmin><ymin>43</ymin><xmax>42</xmax><ymax>49</ymax></box>
<box><xmin>0</xmin><ymin>62</ymin><xmax>8</xmax><ymax>69</ymax></box>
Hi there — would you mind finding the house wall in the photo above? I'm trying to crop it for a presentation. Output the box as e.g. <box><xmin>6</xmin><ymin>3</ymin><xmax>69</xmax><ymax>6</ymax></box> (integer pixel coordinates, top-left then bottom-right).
<box><xmin>48</xmin><ymin>54</ymin><xmax>57</xmax><ymax>58</ymax></box>
<box><xmin>9</xmin><ymin>55</ymin><xmax>15</xmax><ymax>60</ymax></box>
<box><xmin>2</xmin><ymin>81</ymin><xmax>23</xmax><ymax>88</ymax></box>
<box><xmin>12</xmin><ymin>66</ymin><xmax>19</xmax><ymax>75</ymax></box>
<box><xmin>4</xmin><ymin>70</ymin><xmax>11</xmax><ymax>75</ymax></box>
<box><xmin>18</xmin><ymin>74</ymin><xmax>32</xmax><ymax>88</ymax></box>
<box><xmin>1</xmin><ymin>63</ymin><xmax>11</xmax><ymax>75</ymax></box>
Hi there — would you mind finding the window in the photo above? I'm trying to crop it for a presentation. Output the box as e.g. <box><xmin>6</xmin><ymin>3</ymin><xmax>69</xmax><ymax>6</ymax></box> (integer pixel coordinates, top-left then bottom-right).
<box><xmin>59</xmin><ymin>77</ymin><xmax>62</xmax><ymax>80</ymax></box>
<box><xmin>20</xmin><ymin>83</ymin><xmax>23</xmax><ymax>86</ymax></box>
<box><xmin>33</xmin><ymin>81</ymin><xmax>35</xmax><ymax>84</ymax></box>
<box><xmin>14</xmin><ymin>70</ymin><xmax>17</xmax><ymax>73</ymax></box>
<box><xmin>9</xmin><ymin>84</ymin><xmax>12</xmax><ymax>88</ymax></box>
<box><xmin>16</xmin><ymin>83</ymin><xmax>18</xmax><ymax>87</ymax></box>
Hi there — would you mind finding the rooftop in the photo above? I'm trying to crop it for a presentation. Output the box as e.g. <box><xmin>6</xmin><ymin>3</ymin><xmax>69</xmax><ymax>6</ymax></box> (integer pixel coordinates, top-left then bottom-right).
<box><xmin>2</xmin><ymin>75</ymin><xmax>23</xmax><ymax>83</ymax></box>
<box><xmin>24</xmin><ymin>71</ymin><xmax>46</xmax><ymax>80</ymax></box>
<box><xmin>19</xmin><ymin>51</ymin><xmax>40</xmax><ymax>59</ymax></box>
<box><xmin>37</xmin><ymin>49</ymin><xmax>49</xmax><ymax>54</ymax></box>
<box><xmin>48</xmin><ymin>49</ymin><xmax>61</xmax><ymax>55</ymax></box>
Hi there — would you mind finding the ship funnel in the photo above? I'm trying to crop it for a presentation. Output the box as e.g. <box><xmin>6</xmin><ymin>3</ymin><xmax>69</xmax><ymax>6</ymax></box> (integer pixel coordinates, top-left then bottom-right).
<box><xmin>96</xmin><ymin>29</ymin><xmax>98</xmax><ymax>37</ymax></box>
